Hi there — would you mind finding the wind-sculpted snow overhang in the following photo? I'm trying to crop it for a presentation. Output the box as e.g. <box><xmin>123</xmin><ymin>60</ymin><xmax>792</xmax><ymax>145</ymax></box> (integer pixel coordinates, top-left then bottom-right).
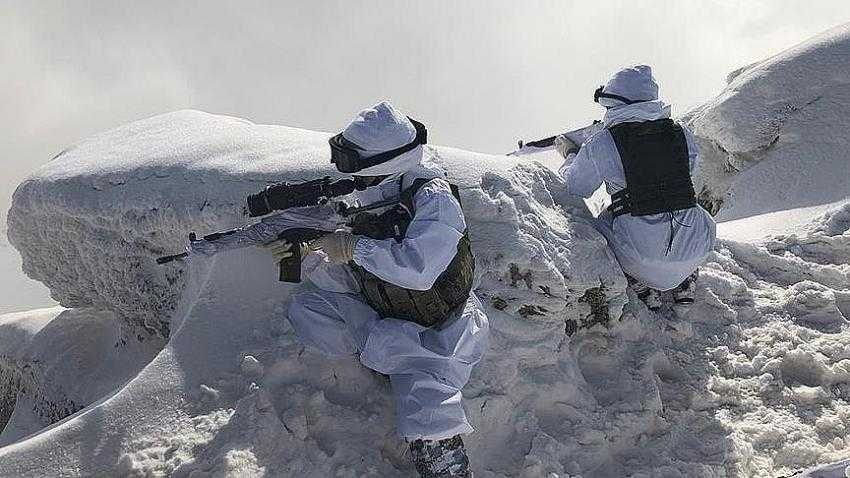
<box><xmin>8</xmin><ymin>111</ymin><xmax>338</xmax><ymax>338</ymax></box>
<box><xmin>683</xmin><ymin>22</ymin><xmax>850</xmax><ymax>220</ymax></box>
<box><xmin>7</xmin><ymin>110</ymin><xmax>626</xmax><ymax>339</ymax></box>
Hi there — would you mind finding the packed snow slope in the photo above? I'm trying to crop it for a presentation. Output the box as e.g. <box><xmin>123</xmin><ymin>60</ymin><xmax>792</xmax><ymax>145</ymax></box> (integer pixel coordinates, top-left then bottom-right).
<box><xmin>684</xmin><ymin>22</ymin><xmax>850</xmax><ymax>224</ymax></box>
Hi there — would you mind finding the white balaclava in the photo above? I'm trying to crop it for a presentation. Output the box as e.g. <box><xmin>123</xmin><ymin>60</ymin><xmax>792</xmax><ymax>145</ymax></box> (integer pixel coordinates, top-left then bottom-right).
<box><xmin>598</xmin><ymin>65</ymin><xmax>660</xmax><ymax>108</ymax></box>
<box><xmin>341</xmin><ymin>101</ymin><xmax>423</xmax><ymax>176</ymax></box>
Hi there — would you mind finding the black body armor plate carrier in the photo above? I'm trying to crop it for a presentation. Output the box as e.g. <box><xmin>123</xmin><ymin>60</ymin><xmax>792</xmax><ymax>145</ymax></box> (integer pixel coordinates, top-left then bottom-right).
<box><xmin>607</xmin><ymin>118</ymin><xmax>697</xmax><ymax>218</ymax></box>
<box><xmin>348</xmin><ymin>178</ymin><xmax>475</xmax><ymax>328</ymax></box>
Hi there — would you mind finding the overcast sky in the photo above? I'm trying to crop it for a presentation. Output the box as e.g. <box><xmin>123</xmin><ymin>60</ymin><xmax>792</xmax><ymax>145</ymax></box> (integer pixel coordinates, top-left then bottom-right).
<box><xmin>2</xmin><ymin>1</ymin><xmax>850</xmax><ymax>311</ymax></box>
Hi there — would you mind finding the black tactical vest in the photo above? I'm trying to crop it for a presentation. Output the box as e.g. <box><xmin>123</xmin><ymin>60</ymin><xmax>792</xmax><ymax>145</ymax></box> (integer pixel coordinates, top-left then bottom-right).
<box><xmin>348</xmin><ymin>178</ymin><xmax>475</xmax><ymax>328</ymax></box>
<box><xmin>607</xmin><ymin>118</ymin><xmax>697</xmax><ymax>218</ymax></box>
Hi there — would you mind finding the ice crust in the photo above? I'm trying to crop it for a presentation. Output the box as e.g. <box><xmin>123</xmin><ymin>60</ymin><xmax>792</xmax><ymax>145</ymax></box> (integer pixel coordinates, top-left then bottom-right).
<box><xmin>3</xmin><ymin>23</ymin><xmax>850</xmax><ymax>477</ymax></box>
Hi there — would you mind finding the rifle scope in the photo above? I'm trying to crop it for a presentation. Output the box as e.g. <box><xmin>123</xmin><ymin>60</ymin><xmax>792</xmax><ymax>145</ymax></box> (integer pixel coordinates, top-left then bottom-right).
<box><xmin>246</xmin><ymin>177</ymin><xmax>359</xmax><ymax>217</ymax></box>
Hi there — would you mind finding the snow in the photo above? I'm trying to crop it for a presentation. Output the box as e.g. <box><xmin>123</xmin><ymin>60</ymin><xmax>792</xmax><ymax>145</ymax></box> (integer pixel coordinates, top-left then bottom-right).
<box><xmin>0</xmin><ymin>306</ymin><xmax>160</xmax><ymax>447</ymax></box>
<box><xmin>683</xmin><ymin>23</ymin><xmax>850</xmax><ymax>223</ymax></box>
<box><xmin>2</xmin><ymin>23</ymin><xmax>850</xmax><ymax>477</ymax></box>
<box><xmin>716</xmin><ymin>200</ymin><xmax>847</xmax><ymax>243</ymax></box>
<box><xmin>796</xmin><ymin>458</ymin><xmax>850</xmax><ymax>478</ymax></box>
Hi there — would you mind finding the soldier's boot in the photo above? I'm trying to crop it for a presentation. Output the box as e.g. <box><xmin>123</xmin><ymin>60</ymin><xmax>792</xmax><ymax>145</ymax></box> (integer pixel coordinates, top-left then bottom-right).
<box><xmin>628</xmin><ymin>277</ymin><xmax>662</xmax><ymax>312</ymax></box>
<box><xmin>409</xmin><ymin>435</ymin><xmax>472</xmax><ymax>478</ymax></box>
<box><xmin>673</xmin><ymin>270</ymin><xmax>699</xmax><ymax>307</ymax></box>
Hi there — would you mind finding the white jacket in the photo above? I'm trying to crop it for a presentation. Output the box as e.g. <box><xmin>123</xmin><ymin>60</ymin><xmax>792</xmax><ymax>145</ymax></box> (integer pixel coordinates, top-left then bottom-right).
<box><xmin>560</xmin><ymin>100</ymin><xmax>716</xmax><ymax>290</ymax></box>
<box><xmin>289</xmin><ymin>152</ymin><xmax>488</xmax><ymax>442</ymax></box>
<box><xmin>301</xmin><ymin>154</ymin><xmax>464</xmax><ymax>292</ymax></box>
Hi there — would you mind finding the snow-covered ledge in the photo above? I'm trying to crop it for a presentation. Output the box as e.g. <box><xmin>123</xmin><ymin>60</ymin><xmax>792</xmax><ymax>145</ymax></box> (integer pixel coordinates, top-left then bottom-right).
<box><xmin>7</xmin><ymin>110</ymin><xmax>626</xmax><ymax>339</ymax></box>
<box><xmin>684</xmin><ymin>23</ymin><xmax>850</xmax><ymax>221</ymax></box>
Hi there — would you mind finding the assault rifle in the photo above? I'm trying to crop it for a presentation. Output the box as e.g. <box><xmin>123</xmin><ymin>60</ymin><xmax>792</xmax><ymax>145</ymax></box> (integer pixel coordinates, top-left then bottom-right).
<box><xmin>156</xmin><ymin>228</ymin><xmax>330</xmax><ymax>283</ymax></box>
<box><xmin>156</xmin><ymin>176</ymin><xmax>378</xmax><ymax>283</ymax></box>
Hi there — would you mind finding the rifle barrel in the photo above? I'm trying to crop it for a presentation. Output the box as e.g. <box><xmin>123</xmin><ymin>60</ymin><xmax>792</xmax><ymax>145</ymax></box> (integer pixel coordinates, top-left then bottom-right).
<box><xmin>156</xmin><ymin>252</ymin><xmax>189</xmax><ymax>264</ymax></box>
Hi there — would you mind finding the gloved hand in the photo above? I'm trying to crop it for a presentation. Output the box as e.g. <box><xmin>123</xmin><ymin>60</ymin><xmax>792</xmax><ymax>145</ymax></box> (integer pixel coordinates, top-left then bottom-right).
<box><xmin>554</xmin><ymin>134</ymin><xmax>579</xmax><ymax>159</ymax></box>
<box><xmin>310</xmin><ymin>231</ymin><xmax>359</xmax><ymax>264</ymax></box>
<box><xmin>262</xmin><ymin>238</ymin><xmax>307</xmax><ymax>262</ymax></box>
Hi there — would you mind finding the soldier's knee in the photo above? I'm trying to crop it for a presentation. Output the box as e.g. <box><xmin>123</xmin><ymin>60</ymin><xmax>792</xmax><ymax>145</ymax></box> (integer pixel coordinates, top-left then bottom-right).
<box><xmin>288</xmin><ymin>290</ymin><xmax>329</xmax><ymax>323</ymax></box>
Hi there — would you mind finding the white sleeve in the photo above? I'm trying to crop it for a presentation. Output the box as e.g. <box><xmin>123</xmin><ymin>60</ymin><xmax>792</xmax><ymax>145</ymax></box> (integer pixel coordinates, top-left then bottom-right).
<box><xmin>187</xmin><ymin>204</ymin><xmax>341</xmax><ymax>256</ymax></box>
<box><xmin>351</xmin><ymin>179</ymin><xmax>465</xmax><ymax>291</ymax></box>
<box><xmin>683</xmin><ymin>127</ymin><xmax>701</xmax><ymax>173</ymax></box>
<box><xmin>560</xmin><ymin>136</ymin><xmax>605</xmax><ymax>198</ymax></box>
<box><xmin>302</xmin><ymin>256</ymin><xmax>361</xmax><ymax>294</ymax></box>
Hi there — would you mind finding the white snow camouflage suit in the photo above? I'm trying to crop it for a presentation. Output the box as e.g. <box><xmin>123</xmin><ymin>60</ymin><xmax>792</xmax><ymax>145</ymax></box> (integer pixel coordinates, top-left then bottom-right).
<box><xmin>290</xmin><ymin>155</ymin><xmax>489</xmax><ymax>441</ymax></box>
<box><xmin>188</xmin><ymin>101</ymin><xmax>488</xmax><ymax>441</ymax></box>
<box><xmin>189</xmin><ymin>157</ymin><xmax>489</xmax><ymax>441</ymax></box>
<box><xmin>560</xmin><ymin>66</ymin><xmax>716</xmax><ymax>290</ymax></box>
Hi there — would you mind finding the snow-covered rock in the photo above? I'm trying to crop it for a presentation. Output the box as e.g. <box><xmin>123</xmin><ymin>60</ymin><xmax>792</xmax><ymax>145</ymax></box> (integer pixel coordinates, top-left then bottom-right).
<box><xmin>2</xmin><ymin>110</ymin><xmax>628</xmax><ymax>476</ymax></box>
<box><xmin>7</xmin><ymin>110</ymin><xmax>624</xmax><ymax>340</ymax></box>
<box><xmin>685</xmin><ymin>22</ymin><xmax>850</xmax><ymax>221</ymax></box>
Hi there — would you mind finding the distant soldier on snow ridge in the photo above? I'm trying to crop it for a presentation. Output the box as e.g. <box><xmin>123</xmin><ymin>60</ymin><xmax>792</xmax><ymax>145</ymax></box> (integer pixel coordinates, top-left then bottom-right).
<box><xmin>263</xmin><ymin>101</ymin><xmax>488</xmax><ymax>478</ymax></box>
<box><xmin>557</xmin><ymin>65</ymin><xmax>717</xmax><ymax>311</ymax></box>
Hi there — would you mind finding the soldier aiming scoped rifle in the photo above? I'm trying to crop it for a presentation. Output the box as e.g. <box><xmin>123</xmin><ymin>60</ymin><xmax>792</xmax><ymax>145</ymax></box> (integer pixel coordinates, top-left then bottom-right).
<box><xmin>160</xmin><ymin>102</ymin><xmax>486</xmax><ymax>477</ymax></box>
<box><xmin>156</xmin><ymin>175</ymin><xmax>396</xmax><ymax>283</ymax></box>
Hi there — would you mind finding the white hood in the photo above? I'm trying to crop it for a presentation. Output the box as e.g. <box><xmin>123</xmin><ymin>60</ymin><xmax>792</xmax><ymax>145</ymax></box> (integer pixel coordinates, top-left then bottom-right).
<box><xmin>603</xmin><ymin>100</ymin><xmax>672</xmax><ymax>127</ymax></box>
<box><xmin>601</xmin><ymin>64</ymin><xmax>659</xmax><ymax>104</ymax></box>
<box><xmin>341</xmin><ymin>101</ymin><xmax>423</xmax><ymax>176</ymax></box>
<box><xmin>599</xmin><ymin>65</ymin><xmax>671</xmax><ymax>126</ymax></box>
